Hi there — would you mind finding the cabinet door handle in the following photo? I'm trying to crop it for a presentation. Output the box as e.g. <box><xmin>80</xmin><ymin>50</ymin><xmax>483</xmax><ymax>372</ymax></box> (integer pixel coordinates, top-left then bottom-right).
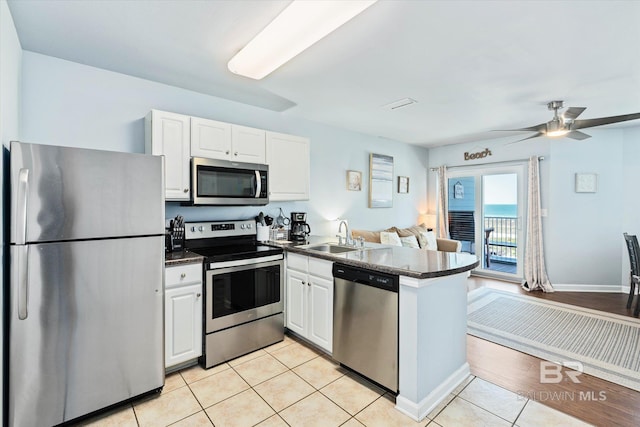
<box><xmin>234</xmin><ymin>152</ymin><xmax>238</xmax><ymax>156</ymax></box>
<box><xmin>301</xmin><ymin>281</ymin><xmax>306</xmax><ymax>285</ymax></box>
<box><xmin>181</xmin><ymin>273</ymin><xmax>186</xmax><ymax>279</ymax></box>
<box><xmin>225</xmin><ymin>150</ymin><xmax>230</xmax><ymax>155</ymax></box>
<box><xmin>196</xmin><ymin>293</ymin><xmax>201</xmax><ymax>298</ymax></box>
<box><xmin>183</xmin><ymin>188</ymin><xmax>189</xmax><ymax>193</ymax></box>
<box><xmin>307</xmin><ymin>281</ymin><xmax>311</xmax><ymax>287</ymax></box>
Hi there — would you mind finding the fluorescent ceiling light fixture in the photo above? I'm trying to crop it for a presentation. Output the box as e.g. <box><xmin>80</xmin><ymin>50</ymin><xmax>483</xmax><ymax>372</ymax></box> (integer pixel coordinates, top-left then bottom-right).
<box><xmin>228</xmin><ymin>0</ymin><xmax>377</xmax><ymax>80</ymax></box>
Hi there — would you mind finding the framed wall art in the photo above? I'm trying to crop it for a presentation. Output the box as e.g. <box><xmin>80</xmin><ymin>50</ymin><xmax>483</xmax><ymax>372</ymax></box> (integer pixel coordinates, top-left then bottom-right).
<box><xmin>575</xmin><ymin>173</ymin><xmax>598</xmax><ymax>193</ymax></box>
<box><xmin>346</xmin><ymin>170</ymin><xmax>362</xmax><ymax>191</ymax></box>
<box><xmin>398</xmin><ymin>176</ymin><xmax>409</xmax><ymax>193</ymax></box>
<box><xmin>369</xmin><ymin>153</ymin><xmax>393</xmax><ymax>208</ymax></box>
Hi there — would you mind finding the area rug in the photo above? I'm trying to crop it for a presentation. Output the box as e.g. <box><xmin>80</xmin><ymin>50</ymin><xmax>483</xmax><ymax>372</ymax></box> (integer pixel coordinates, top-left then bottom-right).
<box><xmin>467</xmin><ymin>287</ymin><xmax>640</xmax><ymax>391</ymax></box>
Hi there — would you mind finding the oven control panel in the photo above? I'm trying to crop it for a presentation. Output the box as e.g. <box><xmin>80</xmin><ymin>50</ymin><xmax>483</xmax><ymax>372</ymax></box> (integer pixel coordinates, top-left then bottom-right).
<box><xmin>185</xmin><ymin>220</ymin><xmax>255</xmax><ymax>240</ymax></box>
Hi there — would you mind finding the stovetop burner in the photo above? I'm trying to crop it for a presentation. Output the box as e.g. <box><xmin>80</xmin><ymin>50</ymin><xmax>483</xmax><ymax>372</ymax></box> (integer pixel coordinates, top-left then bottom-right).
<box><xmin>183</xmin><ymin>219</ymin><xmax>283</xmax><ymax>264</ymax></box>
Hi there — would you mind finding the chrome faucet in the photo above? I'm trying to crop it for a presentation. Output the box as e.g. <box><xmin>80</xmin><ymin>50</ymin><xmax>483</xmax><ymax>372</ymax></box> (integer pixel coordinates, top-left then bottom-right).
<box><xmin>338</xmin><ymin>220</ymin><xmax>352</xmax><ymax>246</ymax></box>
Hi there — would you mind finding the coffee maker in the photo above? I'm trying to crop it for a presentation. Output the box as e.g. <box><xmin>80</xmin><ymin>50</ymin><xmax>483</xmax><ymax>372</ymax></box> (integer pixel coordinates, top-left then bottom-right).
<box><xmin>290</xmin><ymin>212</ymin><xmax>311</xmax><ymax>241</ymax></box>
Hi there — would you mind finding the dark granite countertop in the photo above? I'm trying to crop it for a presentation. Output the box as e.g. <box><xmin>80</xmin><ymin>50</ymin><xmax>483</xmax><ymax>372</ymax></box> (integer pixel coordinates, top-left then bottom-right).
<box><xmin>266</xmin><ymin>236</ymin><xmax>479</xmax><ymax>280</ymax></box>
<box><xmin>165</xmin><ymin>250</ymin><xmax>205</xmax><ymax>267</ymax></box>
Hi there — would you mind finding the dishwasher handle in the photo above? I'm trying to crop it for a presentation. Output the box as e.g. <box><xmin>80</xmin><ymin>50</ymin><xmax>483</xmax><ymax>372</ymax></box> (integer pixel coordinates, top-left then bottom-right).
<box><xmin>333</xmin><ymin>263</ymin><xmax>399</xmax><ymax>292</ymax></box>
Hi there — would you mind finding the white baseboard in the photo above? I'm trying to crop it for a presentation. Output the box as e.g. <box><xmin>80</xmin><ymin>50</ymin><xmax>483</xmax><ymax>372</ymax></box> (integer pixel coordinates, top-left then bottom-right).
<box><xmin>395</xmin><ymin>363</ymin><xmax>470</xmax><ymax>422</ymax></box>
<box><xmin>552</xmin><ymin>283</ymin><xmax>625</xmax><ymax>293</ymax></box>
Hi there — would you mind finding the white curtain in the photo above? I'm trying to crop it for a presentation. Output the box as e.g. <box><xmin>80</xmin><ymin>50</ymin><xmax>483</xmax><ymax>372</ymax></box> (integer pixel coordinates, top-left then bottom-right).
<box><xmin>522</xmin><ymin>156</ymin><xmax>553</xmax><ymax>292</ymax></box>
<box><xmin>436</xmin><ymin>166</ymin><xmax>450</xmax><ymax>238</ymax></box>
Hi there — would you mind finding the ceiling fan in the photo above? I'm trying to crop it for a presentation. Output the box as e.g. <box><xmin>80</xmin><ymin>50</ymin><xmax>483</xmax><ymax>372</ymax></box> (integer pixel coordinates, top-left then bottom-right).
<box><xmin>501</xmin><ymin>101</ymin><xmax>640</xmax><ymax>143</ymax></box>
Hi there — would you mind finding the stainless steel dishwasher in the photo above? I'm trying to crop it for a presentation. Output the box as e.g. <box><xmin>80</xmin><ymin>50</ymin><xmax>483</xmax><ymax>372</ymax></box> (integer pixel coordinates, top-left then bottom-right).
<box><xmin>332</xmin><ymin>263</ymin><xmax>399</xmax><ymax>391</ymax></box>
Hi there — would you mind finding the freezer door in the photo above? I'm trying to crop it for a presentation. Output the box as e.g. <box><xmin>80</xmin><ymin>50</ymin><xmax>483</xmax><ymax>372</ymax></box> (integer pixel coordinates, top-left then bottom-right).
<box><xmin>8</xmin><ymin>236</ymin><xmax>165</xmax><ymax>426</ymax></box>
<box><xmin>10</xmin><ymin>141</ymin><xmax>164</xmax><ymax>243</ymax></box>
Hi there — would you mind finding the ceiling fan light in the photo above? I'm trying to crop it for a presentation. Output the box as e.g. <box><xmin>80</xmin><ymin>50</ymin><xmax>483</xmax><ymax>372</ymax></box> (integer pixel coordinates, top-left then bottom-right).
<box><xmin>546</xmin><ymin>129</ymin><xmax>570</xmax><ymax>137</ymax></box>
<box><xmin>227</xmin><ymin>0</ymin><xmax>377</xmax><ymax>80</ymax></box>
<box><xmin>546</xmin><ymin>117</ymin><xmax>570</xmax><ymax>137</ymax></box>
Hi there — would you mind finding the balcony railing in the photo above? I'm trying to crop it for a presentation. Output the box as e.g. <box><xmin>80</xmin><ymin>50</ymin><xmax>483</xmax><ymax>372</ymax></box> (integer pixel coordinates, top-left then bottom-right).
<box><xmin>484</xmin><ymin>216</ymin><xmax>518</xmax><ymax>265</ymax></box>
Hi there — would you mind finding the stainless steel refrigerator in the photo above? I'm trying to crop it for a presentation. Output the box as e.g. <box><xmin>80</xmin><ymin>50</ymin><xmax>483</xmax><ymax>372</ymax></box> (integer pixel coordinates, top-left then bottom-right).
<box><xmin>7</xmin><ymin>141</ymin><xmax>165</xmax><ymax>426</ymax></box>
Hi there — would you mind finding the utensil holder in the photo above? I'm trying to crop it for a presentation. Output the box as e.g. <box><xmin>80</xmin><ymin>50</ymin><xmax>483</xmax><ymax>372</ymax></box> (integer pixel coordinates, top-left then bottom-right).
<box><xmin>257</xmin><ymin>225</ymin><xmax>270</xmax><ymax>242</ymax></box>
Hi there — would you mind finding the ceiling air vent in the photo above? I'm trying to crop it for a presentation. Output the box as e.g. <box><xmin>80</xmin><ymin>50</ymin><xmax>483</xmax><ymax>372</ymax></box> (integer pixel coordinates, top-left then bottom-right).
<box><xmin>382</xmin><ymin>98</ymin><xmax>418</xmax><ymax>110</ymax></box>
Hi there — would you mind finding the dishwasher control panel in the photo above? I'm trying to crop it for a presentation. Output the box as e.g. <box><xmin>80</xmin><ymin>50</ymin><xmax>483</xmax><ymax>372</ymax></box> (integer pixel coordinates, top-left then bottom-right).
<box><xmin>333</xmin><ymin>263</ymin><xmax>399</xmax><ymax>292</ymax></box>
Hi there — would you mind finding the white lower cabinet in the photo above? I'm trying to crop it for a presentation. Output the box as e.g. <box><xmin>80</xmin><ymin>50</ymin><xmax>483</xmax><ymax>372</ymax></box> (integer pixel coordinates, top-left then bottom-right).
<box><xmin>286</xmin><ymin>253</ymin><xmax>333</xmax><ymax>352</ymax></box>
<box><xmin>165</xmin><ymin>263</ymin><xmax>203</xmax><ymax>369</ymax></box>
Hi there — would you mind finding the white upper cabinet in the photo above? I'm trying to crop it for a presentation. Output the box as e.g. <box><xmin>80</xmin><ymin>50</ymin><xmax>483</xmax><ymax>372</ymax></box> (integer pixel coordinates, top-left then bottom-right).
<box><xmin>190</xmin><ymin>117</ymin><xmax>232</xmax><ymax>159</ymax></box>
<box><xmin>147</xmin><ymin>110</ymin><xmax>308</xmax><ymax>201</ymax></box>
<box><xmin>266</xmin><ymin>131</ymin><xmax>310</xmax><ymax>201</ymax></box>
<box><xmin>231</xmin><ymin>125</ymin><xmax>266</xmax><ymax>163</ymax></box>
<box><xmin>191</xmin><ymin>118</ymin><xmax>266</xmax><ymax>164</ymax></box>
<box><xmin>145</xmin><ymin>110</ymin><xmax>191</xmax><ymax>201</ymax></box>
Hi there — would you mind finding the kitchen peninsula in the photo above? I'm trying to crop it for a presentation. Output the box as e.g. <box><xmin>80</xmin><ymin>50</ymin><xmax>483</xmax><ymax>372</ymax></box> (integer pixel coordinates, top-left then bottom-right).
<box><xmin>283</xmin><ymin>239</ymin><xmax>479</xmax><ymax>422</ymax></box>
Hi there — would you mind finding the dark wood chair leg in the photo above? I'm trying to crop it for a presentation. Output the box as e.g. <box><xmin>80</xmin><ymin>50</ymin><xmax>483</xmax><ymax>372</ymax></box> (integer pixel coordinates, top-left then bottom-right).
<box><xmin>632</xmin><ymin>276</ymin><xmax>640</xmax><ymax>317</ymax></box>
<box><xmin>627</xmin><ymin>273</ymin><xmax>635</xmax><ymax>309</ymax></box>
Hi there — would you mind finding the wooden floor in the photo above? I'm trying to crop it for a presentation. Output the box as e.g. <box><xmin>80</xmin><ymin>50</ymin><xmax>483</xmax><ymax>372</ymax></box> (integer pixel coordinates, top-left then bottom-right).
<box><xmin>467</xmin><ymin>276</ymin><xmax>640</xmax><ymax>427</ymax></box>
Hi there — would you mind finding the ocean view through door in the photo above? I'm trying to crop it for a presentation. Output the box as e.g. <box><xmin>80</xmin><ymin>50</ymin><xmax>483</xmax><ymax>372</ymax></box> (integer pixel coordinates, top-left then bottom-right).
<box><xmin>447</xmin><ymin>164</ymin><xmax>526</xmax><ymax>279</ymax></box>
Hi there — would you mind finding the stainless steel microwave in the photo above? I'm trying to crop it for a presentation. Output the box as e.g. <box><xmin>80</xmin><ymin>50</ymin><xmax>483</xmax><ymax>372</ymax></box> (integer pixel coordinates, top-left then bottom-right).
<box><xmin>190</xmin><ymin>157</ymin><xmax>268</xmax><ymax>205</ymax></box>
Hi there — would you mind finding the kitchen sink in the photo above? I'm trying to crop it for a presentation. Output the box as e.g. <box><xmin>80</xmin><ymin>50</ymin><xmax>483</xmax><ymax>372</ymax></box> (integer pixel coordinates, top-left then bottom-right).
<box><xmin>301</xmin><ymin>243</ymin><xmax>360</xmax><ymax>254</ymax></box>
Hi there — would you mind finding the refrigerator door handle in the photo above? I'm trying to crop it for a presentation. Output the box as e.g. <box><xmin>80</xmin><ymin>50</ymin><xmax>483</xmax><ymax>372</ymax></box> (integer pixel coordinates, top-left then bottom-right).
<box><xmin>255</xmin><ymin>170</ymin><xmax>261</xmax><ymax>198</ymax></box>
<box><xmin>13</xmin><ymin>245</ymin><xmax>29</xmax><ymax>320</ymax></box>
<box><xmin>16</xmin><ymin>168</ymin><xmax>29</xmax><ymax>245</ymax></box>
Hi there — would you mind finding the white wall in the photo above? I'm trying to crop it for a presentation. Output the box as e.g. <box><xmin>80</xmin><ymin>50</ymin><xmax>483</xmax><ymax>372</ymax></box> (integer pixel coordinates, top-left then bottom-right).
<box><xmin>428</xmin><ymin>127</ymin><xmax>638</xmax><ymax>290</ymax></box>
<box><xmin>20</xmin><ymin>51</ymin><xmax>428</xmax><ymax>235</ymax></box>
<box><xmin>1</xmin><ymin>0</ymin><xmax>23</xmax><ymax>419</ymax></box>
<box><xmin>546</xmin><ymin>129</ymin><xmax>624</xmax><ymax>289</ymax></box>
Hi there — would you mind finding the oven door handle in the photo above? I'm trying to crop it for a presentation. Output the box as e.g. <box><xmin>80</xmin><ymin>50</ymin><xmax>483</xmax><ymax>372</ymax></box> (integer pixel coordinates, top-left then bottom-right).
<box><xmin>208</xmin><ymin>255</ymin><xmax>283</xmax><ymax>271</ymax></box>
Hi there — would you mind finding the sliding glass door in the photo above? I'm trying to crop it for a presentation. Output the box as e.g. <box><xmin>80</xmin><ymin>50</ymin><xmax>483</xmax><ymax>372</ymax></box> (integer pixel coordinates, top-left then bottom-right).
<box><xmin>447</xmin><ymin>164</ymin><xmax>526</xmax><ymax>279</ymax></box>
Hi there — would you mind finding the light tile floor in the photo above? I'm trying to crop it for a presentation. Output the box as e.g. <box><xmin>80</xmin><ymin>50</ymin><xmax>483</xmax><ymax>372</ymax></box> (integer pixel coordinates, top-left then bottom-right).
<box><xmin>78</xmin><ymin>334</ymin><xmax>592</xmax><ymax>427</ymax></box>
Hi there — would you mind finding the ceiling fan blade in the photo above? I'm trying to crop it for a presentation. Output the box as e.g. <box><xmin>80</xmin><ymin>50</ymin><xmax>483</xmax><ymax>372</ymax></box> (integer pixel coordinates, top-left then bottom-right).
<box><xmin>566</xmin><ymin>130</ymin><xmax>591</xmax><ymax>140</ymax></box>
<box><xmin>493</xmin><ymin>122</ymin><xmax>547</xmax><ymax>133</ymax></box>
<box><xmin>574</xmin><ymin>112</ymin><xmax>640</xmax><ymax>129</ymax></box>
<box><xmin>507</xmin><ymin>132</ymin><xmax>544</xmax><ymax>144</ymax></box>
<box><xmin>563</xmin><ymin>107</ymin><xmax>586</xmax><ymax>120</ymax></box>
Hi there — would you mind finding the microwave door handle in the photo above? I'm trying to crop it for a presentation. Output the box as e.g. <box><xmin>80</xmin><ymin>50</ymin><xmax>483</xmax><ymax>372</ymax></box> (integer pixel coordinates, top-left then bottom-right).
<box><xmin>255</xmin><ymin>171</ymin><xmax>261</xmax><ymax>198</ymax></box>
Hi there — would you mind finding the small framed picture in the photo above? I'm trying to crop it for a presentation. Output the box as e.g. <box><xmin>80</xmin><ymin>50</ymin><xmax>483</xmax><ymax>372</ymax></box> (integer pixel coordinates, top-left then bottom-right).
<box><xmin>575</xmin><ymin>173</ymin><xmax>598</xmax><ymax>193</ymax></box>
<box><xmin>346</xmin><ymin>170</ymin><xmax>362</xmax><ymax>191</ymax></box>
<box><xmin>398</xmin><ymin>176</ymin><xmax>409</xmax><ymax>193</ymax></box>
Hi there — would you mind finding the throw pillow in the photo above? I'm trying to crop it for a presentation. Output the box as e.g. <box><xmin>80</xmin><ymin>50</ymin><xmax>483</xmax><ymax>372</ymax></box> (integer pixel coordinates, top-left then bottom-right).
<box><xmin>418</xmin><ymin>230</ymin><xmax>438</xmax><ymax>250</ymax></box>
<box><xmin>400</xmin><ymin>235</ymin><xmax>420</xmax><ymax>248</ymax></box>
<box><xmin>380</xmin><ymin>231</ymin><xmax>402</xmax><ymax>246</ymax></box>
<box><xmin>392</xmin><ymin>226</ymin><xmax>417</xmax><ymax>238</ymax></box>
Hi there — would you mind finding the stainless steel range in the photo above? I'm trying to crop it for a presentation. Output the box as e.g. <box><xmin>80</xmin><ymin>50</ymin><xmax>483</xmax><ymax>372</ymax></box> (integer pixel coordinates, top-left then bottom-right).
<box><xmin>185</xmin><ymin>219</ymin><xmax>284</xmax><ymax>368</ymax></box>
